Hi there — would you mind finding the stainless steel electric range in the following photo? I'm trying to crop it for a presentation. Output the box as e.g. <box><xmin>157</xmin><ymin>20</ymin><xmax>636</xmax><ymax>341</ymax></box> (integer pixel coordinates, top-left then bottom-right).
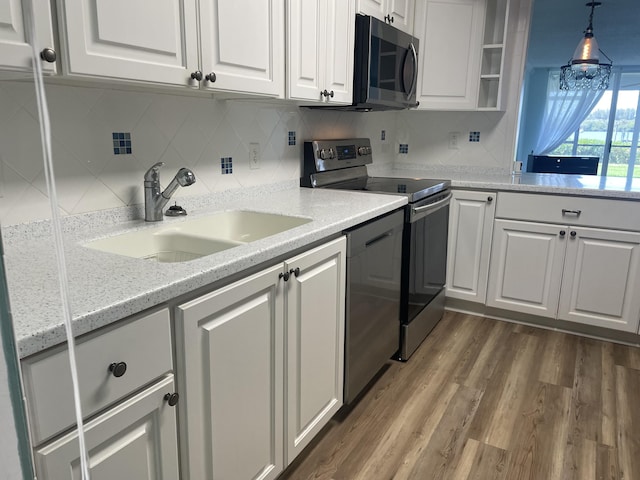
<box><xmin>301</xmin><ymin>138</ymin><xmax>451</xmax><ymax>400</ymax></box>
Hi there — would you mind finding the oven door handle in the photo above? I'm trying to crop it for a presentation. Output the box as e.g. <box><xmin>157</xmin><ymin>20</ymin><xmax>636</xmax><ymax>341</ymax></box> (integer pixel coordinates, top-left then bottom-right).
<box><xmin>411</xmin><ymin>192</ymin><xmax>452</xmax><ymax>220</ymax></box>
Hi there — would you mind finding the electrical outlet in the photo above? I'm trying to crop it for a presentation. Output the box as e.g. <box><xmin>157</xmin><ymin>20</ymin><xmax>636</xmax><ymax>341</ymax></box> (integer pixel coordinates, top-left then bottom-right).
<box><xmin>448</xmin><ymin>132</ymin><xmax>460</xmax><ymax>150</ymax></box>
<box><xmin>249</xmin><ymin>142</ymin><xmax>260</xmax><ymax>170</ymax></box>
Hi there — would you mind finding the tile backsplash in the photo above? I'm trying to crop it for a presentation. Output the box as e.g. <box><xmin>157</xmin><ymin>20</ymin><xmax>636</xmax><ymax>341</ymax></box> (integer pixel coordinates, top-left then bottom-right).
<box><xmin>0</xmin><ymin>82</ymin><xmax>398</xmax><ymax>225</ymax></box>
<box><xmin>0</xmin><ymin>79</ymin><xmax>519</xmax><ymax>226</ymax></box>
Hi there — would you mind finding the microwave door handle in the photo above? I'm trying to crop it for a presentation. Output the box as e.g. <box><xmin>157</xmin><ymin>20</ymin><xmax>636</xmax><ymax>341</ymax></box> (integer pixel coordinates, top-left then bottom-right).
<box><xmin>406</xmin><ymin>42</ymin><xmax>418</xmax><ymax>99</ymax></box>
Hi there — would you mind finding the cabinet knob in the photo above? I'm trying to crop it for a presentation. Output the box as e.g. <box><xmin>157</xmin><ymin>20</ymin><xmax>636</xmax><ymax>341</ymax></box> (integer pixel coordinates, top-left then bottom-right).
<box><xmin>384</xmin><ymin>14</ymin><xmax>394</xmax><ymax>23</ymax></box>
<box><xmin>279</xmin><ymin>271</ymin><xmax>290</xmax><ymax>282</ymax></box>
<box><xmin>559</xmin><ymin>230</ymin><xmax>566</xmax><ymax>237</ymax></box>
<box><xmin>205</xmin><ymin>72</ymin><xmax>216</xmax><ymax>83</ymax></box>
<box><xmin>164</xmin><ymin>392</ymin><xmax>179</xmax><ymax>407</ymax></box>
<box><xmin>290</xmin><ymin>267</ymin><xmax>301</xmax><ymax>277</ymax></box>
<box><xmin>40</xmin><ymin>48</ymin><xmax>56</xmax><ymax>63</ymax></box>
<box><xmin>570</xmin><ymin>231</ymin><xmax>577</xmax><ymax>238</ymax></box>
<box><xmin>190</xmin><ymin>71</ymin><xmax>203</xmax><ymax>81</ymax></box>
<box><xmin>487</xmin><ymin>196</ymin><xmax>493</xmax><ymax>202</ymax></box>
<box><xmin>108</xmin><ymin>362</ymin><xmax>127</xmax><ymax>378</ymax></box>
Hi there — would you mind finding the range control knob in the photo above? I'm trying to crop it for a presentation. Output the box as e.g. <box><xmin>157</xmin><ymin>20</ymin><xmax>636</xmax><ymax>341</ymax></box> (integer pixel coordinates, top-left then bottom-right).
<box><xmin>319</xmin><ymin>148</ymin><xmax>328</xmax><ymax>160</ymax></box>
<box><xmin>328</xmin><ymin>148</ymin><xmax>336</xmax><ymax>159</ymax></box>
<box><xmin>357</xmin><ymin>146</ymin><xmax>371</xmax><ymax>156</ymax></box>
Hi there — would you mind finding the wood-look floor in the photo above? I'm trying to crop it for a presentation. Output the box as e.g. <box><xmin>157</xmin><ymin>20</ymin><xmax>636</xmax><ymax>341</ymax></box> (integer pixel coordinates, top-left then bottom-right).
<box><xmin>280</xmin><ymin>312</ymin><xmax>640</xmax><ymax>480</ymax></box>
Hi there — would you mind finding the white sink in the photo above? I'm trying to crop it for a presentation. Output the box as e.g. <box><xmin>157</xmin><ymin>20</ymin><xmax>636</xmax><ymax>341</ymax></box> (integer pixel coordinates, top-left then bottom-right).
<box><xmin>83</xmin><ymin>210</ymin><xmax>312</xmax><ymax>263</ymax></box>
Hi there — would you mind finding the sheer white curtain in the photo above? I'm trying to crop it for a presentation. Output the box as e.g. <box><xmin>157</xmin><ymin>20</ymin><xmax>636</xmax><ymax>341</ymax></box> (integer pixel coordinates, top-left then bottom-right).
<box><xmin>534</xmin><ymin>71</ymin><xmax>605</xmax><ymax>154</ymax></box>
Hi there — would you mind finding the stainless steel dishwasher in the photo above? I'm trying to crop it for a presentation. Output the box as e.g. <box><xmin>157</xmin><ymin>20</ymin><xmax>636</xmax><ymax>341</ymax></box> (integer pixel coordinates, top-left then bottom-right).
<box><xmin>344</xmin><ymin>209</ymin><xmax>404</xmax><ymax>403</ymax></box>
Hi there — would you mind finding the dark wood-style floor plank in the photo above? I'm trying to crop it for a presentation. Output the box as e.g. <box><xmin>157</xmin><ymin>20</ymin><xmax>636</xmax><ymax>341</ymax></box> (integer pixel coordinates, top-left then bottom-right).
<box><xmin>278</xmin><ymin>312</ymin><xmax>640</xmax><ymax>480</ymax></box>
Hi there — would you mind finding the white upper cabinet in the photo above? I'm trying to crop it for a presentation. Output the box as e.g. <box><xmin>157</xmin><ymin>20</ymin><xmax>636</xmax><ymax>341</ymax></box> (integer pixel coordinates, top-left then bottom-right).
<box><xmin>199</xmin><ymin>0</ymin><xmax>284</xmax><ymax>96</ymax></box>
<box><xmin>414</xmin><ymin>0</ymin><xmax>485</xmax><ymax>110</ymax></box>
<box><xmin>287</xmin><ymin>0</ymin><xmax>354</xmax><ymax>104</ymax></box>
<box><xmin>357</xmin><ymin>0</ymin><xmax>415</xmax><ymax>35</ymax></box>
<box><xmin>0</xmin><ymin>0</ymin><xmax>56</xmax><ymax>74</ymax></box>
<box><xmin>415</xmin><ymin>0</ymin><xmax>510</xmax><ymax>110</ymax></box>
<box><xmin>56</xmin><ymin>0</ymin><xmax>198</xmax><ymax>85</ymax></box>
<box><xmin>55</xmin><ymin>0</ymin><xmax>285</xmax><ymax>96</ymax></box>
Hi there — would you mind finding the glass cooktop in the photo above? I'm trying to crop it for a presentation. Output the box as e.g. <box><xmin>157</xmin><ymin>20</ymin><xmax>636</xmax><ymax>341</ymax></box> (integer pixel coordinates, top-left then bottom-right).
<box><xmin>329</xmin><ymin>176</ymin><xmax>450</xmax><ymax>203</ymax></box>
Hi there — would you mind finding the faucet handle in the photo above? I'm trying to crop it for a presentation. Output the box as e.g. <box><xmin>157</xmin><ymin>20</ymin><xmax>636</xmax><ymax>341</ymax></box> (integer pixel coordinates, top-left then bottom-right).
<box><xmin>144</xmin><ymin>162</ymin><xmax>165</xmax><ymax>182</ymax></box>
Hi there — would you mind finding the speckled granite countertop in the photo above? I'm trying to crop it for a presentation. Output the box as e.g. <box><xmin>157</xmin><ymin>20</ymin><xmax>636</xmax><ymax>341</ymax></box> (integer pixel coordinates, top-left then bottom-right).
<box><xmin>389</xmin><ymin>166</ymin><xmax>640</xmax><ymax>200</ymax></box>
<box><xmin>6</xmin><ymin>171</ymin><xmax>640</xmax><ymax>358</ymax></box>
<box><xmin>3</xmin><ymin>185</ymin><xmax>406</xmax><ymax>359</ymax></box>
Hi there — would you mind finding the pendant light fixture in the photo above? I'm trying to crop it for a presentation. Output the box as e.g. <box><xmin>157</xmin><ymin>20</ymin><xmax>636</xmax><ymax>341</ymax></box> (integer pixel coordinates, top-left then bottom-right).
<box><xmin>560</xmin><ymin>1</ymin><xmax>613</xmax><ymax>90</ymax></box>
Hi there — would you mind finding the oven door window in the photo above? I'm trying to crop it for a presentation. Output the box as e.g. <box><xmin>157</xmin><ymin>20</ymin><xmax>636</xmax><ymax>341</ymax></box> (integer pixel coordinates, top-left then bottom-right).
<box><xmin>407</xmin><ymin>204</ymin><xmax>449</xmax><ymax>322</ymax></box>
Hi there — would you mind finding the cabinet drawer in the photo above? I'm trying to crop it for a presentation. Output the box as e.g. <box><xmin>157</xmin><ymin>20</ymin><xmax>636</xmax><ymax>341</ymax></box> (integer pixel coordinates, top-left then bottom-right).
<box><xmin>495</xmin><ymin>192</ymin><xmax>640</xmax><ymax>231</ymax></box>
<box><xmin>22</xmin><ymin>308</ymin><xmax>172</xmax><ymax>445</ymax></box>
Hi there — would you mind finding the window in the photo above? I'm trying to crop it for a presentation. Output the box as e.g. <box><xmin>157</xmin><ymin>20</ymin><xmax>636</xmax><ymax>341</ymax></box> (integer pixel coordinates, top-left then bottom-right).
<box><xmin>549</xmin><ymin>71</ymin><xmax>640</xmax><ymax>179</ymax></box>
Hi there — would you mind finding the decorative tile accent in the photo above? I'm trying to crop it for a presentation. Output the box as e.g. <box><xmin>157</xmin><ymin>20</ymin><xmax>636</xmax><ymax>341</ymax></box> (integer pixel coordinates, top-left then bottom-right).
<box><xmin>399</xmin><ymin>143</ymin><xmax>409</xmax><ymax>154</ymax></box>
<box><xmin>288</xmin><ymin>131</ymin><xmax>296</xmax><ymax>146</ymax></box>
<box><xmin>112</xmin><ymin>132</ymin><xmax>132</xmax><ymax>154</ymax></box>
<box><xmin>469</xmin><ymin>131</ymin><xmax>480</xmax><ymax>142</ymax></box>
<box><xmin>397</xmin><ymin>184</ymin><xmax>407</xmax><ymax>193</ymax></box>
<box><xmin>381</xmin><ymin>130</ymin><xmax>386</xmax><ymax>141</ymax></box>
<box><xmin>220</xmin><ymin>157</ymin><xmax>233</xmax><ymax>174</ymax></box>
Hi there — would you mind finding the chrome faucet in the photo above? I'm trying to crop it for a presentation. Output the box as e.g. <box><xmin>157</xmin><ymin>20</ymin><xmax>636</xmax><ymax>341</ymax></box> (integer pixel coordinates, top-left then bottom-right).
<box><xmin>144</xmin><ymin>162</ymin><xmax>196</xmax><ymax>221</ymax></box>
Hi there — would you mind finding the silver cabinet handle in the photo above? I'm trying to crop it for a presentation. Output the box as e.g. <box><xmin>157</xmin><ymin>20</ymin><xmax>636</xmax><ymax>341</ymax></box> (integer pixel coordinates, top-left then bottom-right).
<box><xmin>562</xmin><ymin>209</ymin><xmax>582</xmax><ymax>216</ymax></box>
<box><xmin>412</xmin><ymin>193</ymin><xmax>452</xmax><ymax>214</ymax></box>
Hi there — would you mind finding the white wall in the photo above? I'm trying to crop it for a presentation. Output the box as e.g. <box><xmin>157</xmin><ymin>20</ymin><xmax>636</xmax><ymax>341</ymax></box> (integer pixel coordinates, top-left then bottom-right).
<box><xmin>0</xmin><ymin>81</ymin><xmax>399</xmax><ymax>225</ymax></box>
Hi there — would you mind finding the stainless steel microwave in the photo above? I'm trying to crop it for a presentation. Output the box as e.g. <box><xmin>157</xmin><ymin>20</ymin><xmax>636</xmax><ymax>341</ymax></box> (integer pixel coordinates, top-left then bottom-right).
<box><xmin>351</xmin><ymin>14</ymin><xmax>419</xmax><ymax>111</ymax></box>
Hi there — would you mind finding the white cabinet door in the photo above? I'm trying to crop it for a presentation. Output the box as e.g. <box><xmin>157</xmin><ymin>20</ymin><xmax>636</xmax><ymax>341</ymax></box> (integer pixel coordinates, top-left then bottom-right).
<box><xmin>414</xmin><ymin>0</ymin><xmax>484</xmax><ymax>110</ymax></box>
<box><xmin>446</xmin><ymin>190</ymin><xmax>496</xmax><ymax>303</ymax></box>
<box><xmin>56</xmin><ymin>0</ymin><xmax>198</xmax><ymax>85</ymax></box>
<box><xmin>287</xmin><ymin>0</ymin><xmax>323</xmax><ymax>101</ymax></box>
<box><xmin>287</xmin><ymin>0</ymin><xmax>354</xmax><ymax>104</ymax></box>
<box><xmin>358</xmin><ymin>0</ymin><xmax>414</xmax><ymax>34</ymax></box>
<box><xmin>285</xmin><ymin>237</ymin><xmax>346</xmax><ymax>465</ymax></box>
<box><xmin>357</xmin><ymin>0</ymin><xmax>386</xmax><ymax>19</ymax></box>
<box><xmin>558</xmin><ymin>227</ymin><xmax>640</xmax><ymax>333</ymax></box>
<box><xmin>387</xmin><ymin>0</ymin><xmax>415</xmax><ymax>34</ymax></box>
<box><xmin>323</xmin><ymin>0</ymin><xmax>355</xmax><ymax>103</ymax></box>
<box><xmin>176</xmin><ymin>265</ymin><xmax>284</xmax><ymax>480</ymax></box>
<box><xmin>200</xmin><ymin>0</ymin><xmax>285</xmax><ymax>96</ymax></box>
<box><xmin>0</xmin><ymin>0</ymin><xmax>56</xmax><ymax>74</ymax></box>
<box><xmin>34</xmin><ymin>375</ymin><xmax>179</xmax><ymax>480</ymax></box>
<box><xmin>487</xmin><ymin>219</ymin><xmax>566</xmax><ymax>318</ymax></box>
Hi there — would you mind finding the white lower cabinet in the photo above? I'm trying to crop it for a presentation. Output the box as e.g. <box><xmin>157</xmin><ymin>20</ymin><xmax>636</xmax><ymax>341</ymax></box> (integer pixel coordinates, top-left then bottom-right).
<box><xmin>487</xmin><ymin>219</ymin><xmax>640</xmax><ymax>333</ymax></box>
<box><xmin>558</xmin><ymin>226</ymin><xmax>640</xmax><ymax>332</ymax></box>
<box><xmin>34</xmin><ymin>375</ymin><xmax>179</xmax><ymax>480</ymax></box>
<box><xmin>285</xmin><ymin>239</ymin><xmax>345</xmax><ymax>463</ymax></box>
<box><xmin>23</xmin><ymin>308</ymin><xmax>178</xmax><ymax>480</ymax></box>
<box><xmin>487</xmin><ymin>219</ymin><xmax>565</xmax><ymax>318</ymax></box>
<box><xmin>176</xmin><ymin>237</ymin><xmax>346</xmax><ymax>479</ymax></box>
<box><xmin>446</xmin><ymin>190</ymin><xmax>496</xmax><ymax>303</ymax></box>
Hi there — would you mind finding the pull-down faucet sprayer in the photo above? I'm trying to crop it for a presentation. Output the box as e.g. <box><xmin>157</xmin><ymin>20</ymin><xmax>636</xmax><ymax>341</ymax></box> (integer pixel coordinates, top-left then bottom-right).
<box><xmin>144</xmin><ymin>162</ymin><xmax>196</xmax><ymax>221</ymax></box>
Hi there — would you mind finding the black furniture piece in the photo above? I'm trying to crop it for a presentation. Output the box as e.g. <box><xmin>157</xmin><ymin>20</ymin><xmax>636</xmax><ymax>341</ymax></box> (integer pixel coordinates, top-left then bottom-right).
<box><xmin>526</xmin><ymin>155</ymin><xmax>599</xmax><ymax>175</ymax></box>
